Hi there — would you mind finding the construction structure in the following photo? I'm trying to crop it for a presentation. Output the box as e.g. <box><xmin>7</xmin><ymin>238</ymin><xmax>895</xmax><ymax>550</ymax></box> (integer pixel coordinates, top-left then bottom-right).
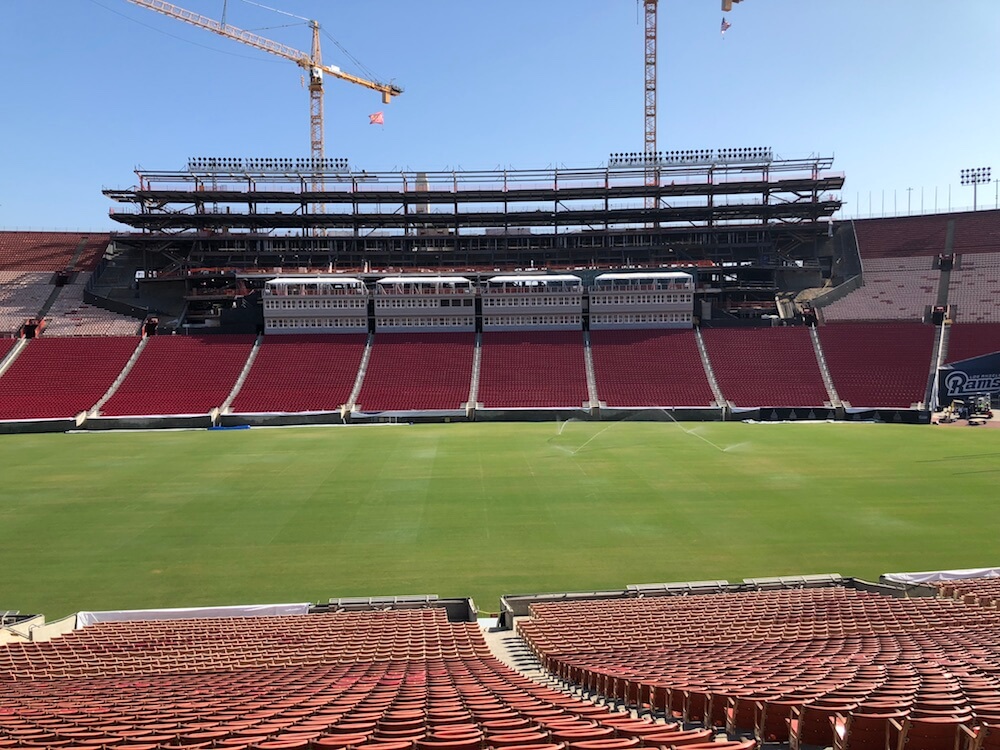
<box><xmin>100</xmin><ymin>153</ymin><xmax>842</xmax><ymax>327</ymax></box>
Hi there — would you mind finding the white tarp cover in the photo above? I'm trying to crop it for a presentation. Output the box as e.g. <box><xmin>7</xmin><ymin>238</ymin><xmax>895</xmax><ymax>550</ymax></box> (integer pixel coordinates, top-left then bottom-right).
<box><xmin>76</xmin><ymin>602</ymin><xmax>310</xmax><ymax>628</ymax></box>
<box><xmin>882</xmin><ymin>568</ymin><xmax>1000</xmax><ymax>585</ymax></box>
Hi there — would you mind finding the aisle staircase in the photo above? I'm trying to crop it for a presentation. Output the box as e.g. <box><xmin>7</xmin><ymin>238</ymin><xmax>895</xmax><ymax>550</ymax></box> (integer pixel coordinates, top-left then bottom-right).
<box><xmin>810</xmin><ymin>326</ymin><xmax>842</xmax><ymax>408</ymax></box>
<box><xmin>345</xmin><ymin>333</ymin><xmax>375</xmax><ymax>415</ymax></box>
<box><xmin>466</xmin><ymin>332</ymin><xmax>483</xmax><ymax>414</ymax></box>
<box><xmin>90</xmin><ymin>337</ymin><xmax>148</xmax><ymax>416</ymax></box>
<box><xmin>694</xmin><ymin>328</ymin><xmax>726</xmax><ymax>408</ymax></box>
<box><xmin>220</xmin><ymin>335</ymin><xmax>263</xmax><ymax>414</ymax></box>
<box><xmin>583</xmin><ymin>331</ymin><xmax>601</xmax><ymax>409</ymax></box>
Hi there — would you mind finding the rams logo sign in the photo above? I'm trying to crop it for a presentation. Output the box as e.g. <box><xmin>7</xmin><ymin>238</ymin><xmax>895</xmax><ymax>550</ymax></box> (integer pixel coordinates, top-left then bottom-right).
<box><xmin>943</xmin><ymin>370</ymin><xmax>1000</xmax><ymax>396</ymax></box>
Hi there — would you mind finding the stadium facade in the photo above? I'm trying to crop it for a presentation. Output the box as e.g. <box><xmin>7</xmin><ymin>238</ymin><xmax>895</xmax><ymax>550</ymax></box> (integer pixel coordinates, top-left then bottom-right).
<box><xmin>2</xmin><ymin>155</ymin><xmax>1000</xmax><ymax>432</ymax></box>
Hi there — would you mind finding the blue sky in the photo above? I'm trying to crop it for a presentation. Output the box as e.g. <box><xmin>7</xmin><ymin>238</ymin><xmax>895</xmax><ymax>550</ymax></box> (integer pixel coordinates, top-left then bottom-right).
<box><xmin>2</xmin><ymin>0</ymin><xmax>998</xmax><ymax>230</ymax></box>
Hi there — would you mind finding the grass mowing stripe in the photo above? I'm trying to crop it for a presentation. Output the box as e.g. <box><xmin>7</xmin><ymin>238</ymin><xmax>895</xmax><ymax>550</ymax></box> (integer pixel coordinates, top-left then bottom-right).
<box><xmin>1</xmin><ymin>422</ymin><xmax>998</xmax><ymax>617</ymax></box>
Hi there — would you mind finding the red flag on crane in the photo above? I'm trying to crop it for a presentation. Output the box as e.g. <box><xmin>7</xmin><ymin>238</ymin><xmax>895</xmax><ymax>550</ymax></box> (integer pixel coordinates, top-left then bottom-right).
<box><xmin>721</xmin><ymin>17</ymin><xmax>731</xmax><ymax>35</ymax></box>
<box><xmin>369</xmin><ymin>112</ymin><xmax>385</xmax><ymax>125</ymax></box>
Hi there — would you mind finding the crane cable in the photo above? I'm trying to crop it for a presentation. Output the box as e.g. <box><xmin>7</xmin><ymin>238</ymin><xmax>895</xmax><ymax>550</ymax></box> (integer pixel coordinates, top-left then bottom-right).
<box><xmin>239</xmin><ymin>0</ymin><xmax>310</xmax><ymax>23</ymax></box>
<box><xmin>321</xmin><ymin>27</ymin><xmax>383</xmax><ymax>85</ymax></box>
<box><xmin>237</xmin><ymin>0</ymin><xmax>385</xmax><ymax>84</ymax></box>
<box><xmin>85</xmin><ymin>0</ymin><xmax>282</xmax><ymax>64</ymax></box>
<box><xmin>235</xmin><ymin>1</ymin><xmax>310</xmax><ymax>35</ymax></box>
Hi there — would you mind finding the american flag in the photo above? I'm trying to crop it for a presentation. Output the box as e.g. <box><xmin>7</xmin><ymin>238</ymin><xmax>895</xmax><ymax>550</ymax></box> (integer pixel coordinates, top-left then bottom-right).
<box><xmin>721</xmin><ymin>17</ymin><xmax>731</xmax><ymax>34</ymax></box>
<box><xmin>369</xmin><ymin>112</ymin><xmax>384</xmax><ymax>125</ymax></box>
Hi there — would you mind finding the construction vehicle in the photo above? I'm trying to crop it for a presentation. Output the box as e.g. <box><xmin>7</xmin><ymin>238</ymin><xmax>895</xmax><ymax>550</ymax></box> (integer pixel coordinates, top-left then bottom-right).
<box><xmin>940</xmin><ymin>395</ymin><xmax>994</xmax><ymax>424</ymax></box>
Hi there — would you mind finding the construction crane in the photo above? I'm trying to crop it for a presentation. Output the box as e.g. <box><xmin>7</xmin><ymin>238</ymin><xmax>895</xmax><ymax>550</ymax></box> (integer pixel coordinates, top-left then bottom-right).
<box><xmin>642</xmin><ymin>0</ymin><xmax>657</xmax><ymax>212</ymax></box>
<box><xmin>125</xmin><ymin>0</ymin><xmax>402</xmax><ymax>164</ymax></box>
<box><xmin>643</xmin><ymin>0</ymin><xmax>744</xmax><ymax>161</ymax></box>
<box><xmin>642</xmin><ymin>0</ymin><xmax>658</xmax><ymax>166</ymax></box>
<box><xmin>641</xmin><ymin>0</ymin><xmax>744</xmax><ymax>203</ymax></box>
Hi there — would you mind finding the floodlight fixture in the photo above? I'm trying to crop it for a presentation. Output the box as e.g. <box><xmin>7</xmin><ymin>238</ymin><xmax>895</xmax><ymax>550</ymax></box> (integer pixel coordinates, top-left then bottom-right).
<box><xmin>960</xmin><ymin>166</ymin><xmax>992</xmax><ymax>210</ymax></box>
<box><xmin>960</xmin><ymin>167</ymin><xmax>991</xmax><ymax>185</ymax></box>
<box><xmin>187</xmin><ymin>156</ymin><xmax>351</xmax><ymax>174</ymax></box>
<box><xmin>608</xmin><ymin>146</ymin><xmax>772</xmax><ymax>168</ymax></box>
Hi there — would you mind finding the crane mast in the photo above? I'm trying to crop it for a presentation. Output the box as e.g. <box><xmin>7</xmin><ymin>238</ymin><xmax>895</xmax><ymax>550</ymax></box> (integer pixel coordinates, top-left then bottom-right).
<box><xmin>644</xmin><ymin>0</ymin><xmax>658</xmax><ymax>211</ymax></box>
<box><xmin>308</xmin><ymin>20</ymin><xmax>324</xmax><ymax>163</ymax></box>
<box><xmin>641</xmin><ymin>1</ymin><xmax>746</xmax><ymax>211</ymax></box>
<box><xmin>644</xmin><ymin>0</ymin><xmax>657</xmax><ymax>163</ymax></box>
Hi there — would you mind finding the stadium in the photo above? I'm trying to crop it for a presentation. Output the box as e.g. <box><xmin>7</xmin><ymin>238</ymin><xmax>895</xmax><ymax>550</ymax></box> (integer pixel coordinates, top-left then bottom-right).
<box><xmin>3</xmin><ymin>1</ymin><xmax>1000</xmax><ymax>749</ymax></box>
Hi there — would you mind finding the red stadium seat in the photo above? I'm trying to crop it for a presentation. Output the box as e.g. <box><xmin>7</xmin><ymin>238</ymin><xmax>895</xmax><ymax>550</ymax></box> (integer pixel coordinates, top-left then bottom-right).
<box><xmin>891</xmin><ymin>716</ymin><xmax>976</xmax><ymax>750</ymax></box>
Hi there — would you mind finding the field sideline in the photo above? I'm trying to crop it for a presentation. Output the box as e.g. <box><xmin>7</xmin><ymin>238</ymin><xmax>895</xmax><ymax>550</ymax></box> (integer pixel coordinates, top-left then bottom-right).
<box><xmin>2</xmin><ymin>421</ymin><xmax>999</xmax><ymax>618</ymax></box>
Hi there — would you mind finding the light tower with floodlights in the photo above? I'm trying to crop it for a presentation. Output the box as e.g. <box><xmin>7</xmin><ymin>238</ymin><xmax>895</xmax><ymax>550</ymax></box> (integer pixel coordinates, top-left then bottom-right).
<box><xmin>960</xmin><ymin>167</ymin><xmax>992</xmax><ymax>211</ymax></box>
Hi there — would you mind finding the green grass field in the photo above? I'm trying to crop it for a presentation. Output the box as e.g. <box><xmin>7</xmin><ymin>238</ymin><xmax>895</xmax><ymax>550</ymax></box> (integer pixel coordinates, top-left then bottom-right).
<box><xmin>3</xmin><ymin>421</ymin><xmax>999</xmax><ymax>618</ymax></box>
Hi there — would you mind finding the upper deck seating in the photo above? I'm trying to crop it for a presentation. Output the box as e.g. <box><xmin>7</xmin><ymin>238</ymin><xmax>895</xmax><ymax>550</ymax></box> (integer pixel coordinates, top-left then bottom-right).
<box><xmin>590</xmin><ymin>329</ymin><xmax>714</xmax><ymax>408</ymax></box>
<box><xmin>952</xmin><ymin>210</ymin><xmax>1000</xmax><ymax>254</ymax></box>
<box><xmin>853</xmin><ymin>215</ymin><xmax>950</xmax><ymax>259</ymax></box>
<box><xmin>478</xmin><ymin>331</ymin><xmax>589</xmax><ymax>409</ymax></box>
<box><xmin>821</xmin><ymin>257</ymin><xmax>939</xmax><ymax>322</ymax></box>
<box><xmin>0</xmin><ymin>271</ymin><xmax>51</xmax><ymax>335</ymax></box>
<box><xmin>944</xmin><ymin>323</ymin><xmax>1000</xmax><ymax>363</ymax></box>
<box><xmin>0</xmin><ymin>231</ymin><xmax>108</xmax><ymax>272</ymax></box>
<box><xmin>701</xmin><ymin>327</ymin><xmax>829</xmax><ymax>407</ymax></box>
<box><xmin>851</xmin><ymin>209</ymin><xmax>1000</xmax><ymax>260</ymax></box>
<box><xmin>818</xmin><ymin>323</ymin><xmax>935</xmax><ymax>408</ymax></box>
<box><xmin>230</xmin><ymin>334</ymin><xmax>367</xmax><ymax>413</ymax></box>
<box><xmin>0</xmin><ymin>337</ymin><xmax>138</xmax><ymax>420</ymax></box>
<box><xmin>356</xmin><ymin>333</ymin><xmax>475</xmax><ymax>411</ymax></box>
<box><xmin>42</xmin><ymin>273</ymin><xmax>141</xmax><ymax>336</ymax></box>
<box><xmin>947</xmin><ymin>253</ymin><xmax>1000</xmax><ymax>323</ymax></box>
<box><xmin>851</xmin><ymin>210</ymin><xmax>999</xmax><ymax>256</ymax></box>
<box><xmin>100</xmin><ymin>335</ymin><xmax>254</xmax><ymax>416</ymax></box>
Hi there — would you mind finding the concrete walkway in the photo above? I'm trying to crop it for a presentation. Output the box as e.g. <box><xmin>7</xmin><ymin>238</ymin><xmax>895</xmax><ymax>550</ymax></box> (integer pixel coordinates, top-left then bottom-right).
<box><xmin>481</xmin><ymin>619</ymin><xmax>552</xmax><ymax>681</ymax></box>
<box><xmin>479</xmin><ymin>618</ymin><xmax>633</xmax><ymax>716</ymax></box>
